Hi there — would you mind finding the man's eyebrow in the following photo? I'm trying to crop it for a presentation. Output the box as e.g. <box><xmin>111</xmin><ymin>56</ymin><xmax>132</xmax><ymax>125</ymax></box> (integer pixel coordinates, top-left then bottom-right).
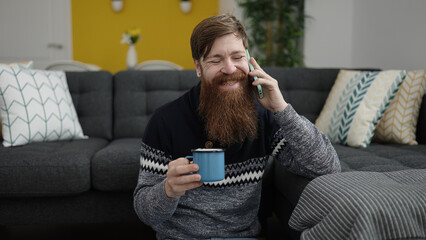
<box><xmin>231</xmin><ymin>50</ymin><xmax>246</xmax><ymax>56</ymax></box>
<box><xmin>204</xmin><ymin>54</ymin><xmax>222</xmax><ymax>60</ymax></box>
<box><xmin>205</xmin><ymin>50</ymin><xmax>246</xmax><ymax>60</ymax></box>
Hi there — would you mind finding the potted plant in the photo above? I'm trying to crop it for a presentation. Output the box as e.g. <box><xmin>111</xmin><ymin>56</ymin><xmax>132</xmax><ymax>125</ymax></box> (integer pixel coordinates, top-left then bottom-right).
<box><xmin>239</xmin><ymin>0</ymin><xmax>306</xmax><ymax>67</ymax></box>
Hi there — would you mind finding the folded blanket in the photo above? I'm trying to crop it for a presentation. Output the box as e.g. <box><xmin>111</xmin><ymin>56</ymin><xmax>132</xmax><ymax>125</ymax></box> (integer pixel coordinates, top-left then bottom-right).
<box><xmin>289</xmin><ymin>169</ymin><xmax>426</xmax><ymax>240</ymax></box>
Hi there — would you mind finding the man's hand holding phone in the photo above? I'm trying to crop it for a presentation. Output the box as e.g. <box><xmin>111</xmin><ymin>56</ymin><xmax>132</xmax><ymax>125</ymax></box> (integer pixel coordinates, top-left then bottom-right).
<box><xmin>246</xmin><ymin>50</ymin><xmax>288</xmax><ymax>113</ymax></box>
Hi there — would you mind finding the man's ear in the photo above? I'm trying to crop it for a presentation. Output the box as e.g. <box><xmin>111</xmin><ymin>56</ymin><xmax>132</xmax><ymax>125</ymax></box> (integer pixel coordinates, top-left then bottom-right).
<box><xmin>194</xmin><ymin>59</ymin><xmax>202</xmax><ymax>77</ymax></box>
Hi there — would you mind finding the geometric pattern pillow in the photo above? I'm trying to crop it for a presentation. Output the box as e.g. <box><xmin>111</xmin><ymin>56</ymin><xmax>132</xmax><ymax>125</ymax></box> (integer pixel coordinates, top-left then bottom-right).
<box><xmin>0</xmin><ymin>61</ymin><xmax>34</xmax><ymax>140</ymax></box>
<box><xmin>315</xmin><ymin>70</ymin><xmax>406</xmax><ymax>148</ymax></box>
<box><xmin>374</xmin><ymin>70</ymin><xmax>426</xmax><ymax>145</ymax></box>
<box><xmin>0</xmin><ymin>65</ymin><xmax>87</xmax><ymax>147</ymax></box>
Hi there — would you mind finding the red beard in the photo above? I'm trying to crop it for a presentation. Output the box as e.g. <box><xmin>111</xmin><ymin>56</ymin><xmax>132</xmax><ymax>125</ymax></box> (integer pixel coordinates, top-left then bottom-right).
<box><xmin>198</xmin><ymin>71</ymin><xmax>258</xmax><ymax>146</ymax></box>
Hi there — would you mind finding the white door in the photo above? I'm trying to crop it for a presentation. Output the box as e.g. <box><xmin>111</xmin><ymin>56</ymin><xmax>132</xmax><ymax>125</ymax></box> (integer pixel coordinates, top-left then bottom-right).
<box><xmin>0</xmin><ymin>0</ymin><xmax>72</xmax><ymax>69</ymax></box>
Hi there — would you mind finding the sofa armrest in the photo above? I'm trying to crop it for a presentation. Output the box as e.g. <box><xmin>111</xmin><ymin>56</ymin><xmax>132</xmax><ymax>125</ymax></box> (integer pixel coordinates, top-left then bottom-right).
<box><xmin>416</xmin><ymin>95</ymin><xmax>426</xmax><ymax>144</ymax></box>
<box><xmin>273</xmin><ymin>160</ymin><xmax>311</xmax><ymax>207</ymax></box>
<box><xmin>273</xmin><ymin>160</ymin><xmax>310</xmax><ymax>239</ymax></box>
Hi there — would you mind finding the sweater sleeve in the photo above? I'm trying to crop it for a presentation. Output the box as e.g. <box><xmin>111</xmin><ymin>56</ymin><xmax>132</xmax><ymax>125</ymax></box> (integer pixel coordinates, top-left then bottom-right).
<box><xmin>271</xmin><ymin>104</ymin><xmax>341</xmax><ymax>179</ymax></box>
<box><xmin>133</xmin><ymin>142</ymin><xmax>180</xmax><ymax>226</ymax></box>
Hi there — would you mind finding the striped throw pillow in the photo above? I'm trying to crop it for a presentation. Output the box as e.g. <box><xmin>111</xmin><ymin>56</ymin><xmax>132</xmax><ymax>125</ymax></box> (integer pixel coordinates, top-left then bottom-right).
<box><xmin>374</xmin><ymin>70</ymin><xmax>426</xmax><ymax>145</ymax></box>
<box><xmin>315</xmin><ymin>70</ymin><xmax>406</xmax><ymax>148</ymax></box>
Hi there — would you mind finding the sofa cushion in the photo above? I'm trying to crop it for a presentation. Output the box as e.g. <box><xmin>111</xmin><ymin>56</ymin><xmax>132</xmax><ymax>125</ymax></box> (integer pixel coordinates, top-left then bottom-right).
<box><xmin>273</xmin><ymin>142</ymin><xmax>426</xmax><ymax>209</ymax></box>
<box><xmin>0</xmin><ymin>62</ymin><xmax>33</xmax><ymax>140</ymax></box>
<box><xmin>315</xmin><ymin>70</ymin><xmax>406</xmax><ymax>147</ymax></box>
<box><xmin>113</xmin><ymin>70</ymin><xmax>199</xmax><ymax>138</ymax></box>
<box><xmin>335</xmin><ymin>143</ymin><xmax>426</xmax><ymax>172</ymax></box>
<box><xmin>0</xmin><ymin>138</ymin><xmax>108</xmax><ymax>197</ymax></box>
<box><xmin>374</xmin><ymin>69</ymin><xmax>426</xmax><ymax>145</ymax></box>
<box><xmin>0</xmin><ymin>67</ymin><xmax>87</xmax><ymax>147</ymax></box>
<box><xmin>66</xmin><ymin>71</ymin><xmax>113</xmax><ymax>140</ymax></box>
<box><xmin>92</xmin><ymin>138</ymin><xmax>141</xmax><ymax>191</ymax></box>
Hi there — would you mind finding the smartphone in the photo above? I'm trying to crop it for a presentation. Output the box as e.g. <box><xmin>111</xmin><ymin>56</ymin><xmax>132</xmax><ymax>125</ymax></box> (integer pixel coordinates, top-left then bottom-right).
<box><xmin>246</xmin><ymin>49</ymin><xmax>263</xmax><ymax>99</ymax></box>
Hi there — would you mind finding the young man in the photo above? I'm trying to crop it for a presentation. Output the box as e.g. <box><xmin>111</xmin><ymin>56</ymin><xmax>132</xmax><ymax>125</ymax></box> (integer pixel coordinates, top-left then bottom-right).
<box><xmin>134</xmin><ymin>14</ymin><xmax>340</xmax><ymax>239</ymax></box>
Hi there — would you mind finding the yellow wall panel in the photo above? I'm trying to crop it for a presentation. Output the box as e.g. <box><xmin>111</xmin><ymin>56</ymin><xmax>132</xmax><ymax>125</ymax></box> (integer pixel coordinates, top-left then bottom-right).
<box><xmin>71</xmin><ymin>0</ymin><xmax>218</xmax><ymax>73</ymax></box>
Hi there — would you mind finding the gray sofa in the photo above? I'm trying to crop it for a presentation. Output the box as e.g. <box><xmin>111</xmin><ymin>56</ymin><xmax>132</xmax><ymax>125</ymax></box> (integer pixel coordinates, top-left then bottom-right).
<box><xmin>1</xmin><ymin>68</ymin><xmax>425</xmax><ymax>239</ymax></box>
<box><xmin>265</xmin><ymin>68</ymin><xmax>426</xmax><ymax>239</ymax></box>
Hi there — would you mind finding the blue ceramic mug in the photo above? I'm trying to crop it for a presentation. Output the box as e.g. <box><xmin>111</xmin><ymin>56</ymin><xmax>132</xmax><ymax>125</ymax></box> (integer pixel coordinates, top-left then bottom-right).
<box><xmin>186</xmin><ymin>148</ymin><xmax>225</xmax><ymax>182</ymax></box>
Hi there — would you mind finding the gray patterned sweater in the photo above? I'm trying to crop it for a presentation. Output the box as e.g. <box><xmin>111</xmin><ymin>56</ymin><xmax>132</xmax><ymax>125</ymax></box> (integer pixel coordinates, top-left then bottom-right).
<box><xmin>133</xmin><ymin>84</ymin><xmax>340</xmax><ymax>239</ymax></box>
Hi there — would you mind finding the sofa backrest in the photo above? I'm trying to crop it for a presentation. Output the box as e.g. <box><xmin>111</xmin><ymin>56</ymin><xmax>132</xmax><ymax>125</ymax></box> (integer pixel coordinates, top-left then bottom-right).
<box><xmin>62</xmin><ymin>68</ymin><xmax>426</xmax><ymax>145</ymax></box>
<box><xmin>266</xmin><ymin>67</ymin><xmax>426</xmax><ymax>144</ymax></box>
<box><xmin>264</xmin><ymin>67</ymin><xmax>341</xmax><ymax>123</ymax></box>
<box><xmin>112</xmin><ymin>67</ymin><xmax>426</xmax><ymax>143</ymax></box>
<box><xmin>66</xmin><ymin>71</ymin><xmax>113</xmax><ymax>140</ymax></box>
<box><xmin>112</xmin><ymin>68</ymin><xmax>343</xmax><ymax>139</ymax></box>
<box><xmin>113</xmin><ymin>70</ymin><xmax>199</xmax><ymax>139</ymax></box>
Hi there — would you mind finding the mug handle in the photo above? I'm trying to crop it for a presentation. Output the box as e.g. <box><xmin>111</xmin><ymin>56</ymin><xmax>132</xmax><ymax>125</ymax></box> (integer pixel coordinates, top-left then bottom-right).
<box><xmin>185</xmin><ymin>156</ymin><xmax>193</xmax><ymax>163</ymax></box>
<box><xmin>185</xmin><ymin>156</ymin><xmax>195</xmax><ymax>175</ymax></box>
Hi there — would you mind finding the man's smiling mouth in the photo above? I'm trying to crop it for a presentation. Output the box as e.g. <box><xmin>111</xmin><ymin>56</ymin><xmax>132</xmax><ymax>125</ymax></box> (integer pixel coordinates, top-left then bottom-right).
<box><xmin>222</xmin><ymin>80</ymin><xmax>237</xmax><ymax>86</ymax></box>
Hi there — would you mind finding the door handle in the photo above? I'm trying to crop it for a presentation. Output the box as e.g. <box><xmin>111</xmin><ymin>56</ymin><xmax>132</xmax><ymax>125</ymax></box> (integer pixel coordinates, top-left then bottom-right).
<box><xmin>47</xmin><ymin>43</ymin><xmax>63</xmax><ymax>49</ymax></box>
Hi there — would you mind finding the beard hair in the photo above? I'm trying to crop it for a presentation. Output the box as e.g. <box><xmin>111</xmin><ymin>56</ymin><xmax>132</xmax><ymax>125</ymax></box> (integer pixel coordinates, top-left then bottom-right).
<box><xmin>198</xmin><ymin>71</ymin><xmax>258</xmax><ymax>146</ymax></box>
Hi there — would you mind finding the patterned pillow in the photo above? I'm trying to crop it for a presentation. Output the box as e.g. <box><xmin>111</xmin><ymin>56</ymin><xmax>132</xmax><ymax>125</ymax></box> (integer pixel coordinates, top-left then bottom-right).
<box><xmin>315</xmin><ymin>70</ymin><xmax>406</xmax><ymax>148</ymax></box>
<box><xmin>374</xmin><ymin>70</ymin><xmax>426</xmax><ymax>145</ymax></box>
<box><xmin>0</xmin><ymin>61</ymin><xmax>33</xmax><ymax>140</ymax></box>
<box><xmin>0</xmin><ymin>65</ymin><xmax>87</xmax><ymax>147</ymax></box>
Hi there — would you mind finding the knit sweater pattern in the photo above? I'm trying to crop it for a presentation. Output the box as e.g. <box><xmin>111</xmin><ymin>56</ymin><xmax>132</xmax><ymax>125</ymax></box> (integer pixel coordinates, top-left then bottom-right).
<box><xmin>133</xmin><ymin>84</ymin><xmax>340</xmax><ymax>239</ymax></box>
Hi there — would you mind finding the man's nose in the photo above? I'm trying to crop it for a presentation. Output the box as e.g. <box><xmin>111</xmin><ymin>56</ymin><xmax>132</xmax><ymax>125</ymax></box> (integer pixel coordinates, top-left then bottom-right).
<box><xmin>221</xmin><ymin>58</ymin><xmax>237</xmax><ymax>74</ymax></box>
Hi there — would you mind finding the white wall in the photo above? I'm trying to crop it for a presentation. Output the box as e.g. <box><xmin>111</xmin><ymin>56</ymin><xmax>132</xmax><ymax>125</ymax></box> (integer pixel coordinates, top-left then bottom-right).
<box><xmin>351</xmin><ymin>0</ymin><xmax>426</xmax><ymax>70</ymax></box>
<box><xmin>304</xmin><ymin>0</ymin><xmax>354</xmax><ymax>68</ymax></box>
<box><xmin>221</xmin><ymin>0</ymin><xmax>426</xmax><ymax>70</ymax></box>
<box><xmin>0</xmin><ymin>0</ymin><xmax>72</xmax><ymax>69</ymax></box>
<box><xmin>219</xmin><ymin>0</ymin><xmax>244</xmax><ymax>22</ymax></box>
<box><xmin>304</xmin><ymin>0</ymin><xmax>426</xmax><ymax>70</ymax></box>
